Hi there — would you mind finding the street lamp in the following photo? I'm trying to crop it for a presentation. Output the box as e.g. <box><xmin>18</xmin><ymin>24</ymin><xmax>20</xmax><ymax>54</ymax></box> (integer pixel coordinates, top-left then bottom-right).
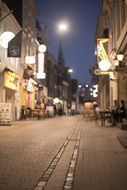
<box><xmin>58</xmin><ymin>23</ymin><xmax>68</xmax><ymax>31</ymax></box>
<box><xmin>38</xmin><ymin>44</ymin><xmax>47</xmax><ymax>53</ymax></box>
<box><xmin>78</xmin><ymin>84</ymin><xmax>82</xmax><ymax>88</ymax></box>
<box><xmin>68</xmin><ymin>68</ymin><xmax>73</xmax><ymax>73</ymax></box>
<box><xmin>57</xmin><ymin>21</ymin><xmax>69</xmax><ymax>34</ymax></box>
<box><xmin>53</xmin><ymin>97</ymin><xmax>60</xmax><ymax>104</ymax></box>
<box><xmin>0</xmin><ymin>31</ymin><xmax>15</xmax><ymax>48</ymax></box>
<box><xmin>116</xmin><ymin>53</ymin><xmax>124</xmax><ymax>67</ymax></box>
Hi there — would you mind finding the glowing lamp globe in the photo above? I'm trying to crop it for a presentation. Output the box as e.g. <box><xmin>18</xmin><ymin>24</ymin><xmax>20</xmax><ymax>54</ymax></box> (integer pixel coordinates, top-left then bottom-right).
<box><xmin>53</xmin><ymin>98</ymin><xmax>60</xmax><ymax>104</ymax></box>
<box><xmin>68</xmin><ymin>68</ymin><xmax>73</xmax><ymax>73</ymax></box>
<box><xmin>38</xmin><ymin>44</ymin><xmax>47</xmax><ymax>53</ymax></box>
<box><xmin>57</xmin><ymin>21</ymin><xmax>69</xmax><ymax>34</ymax></box>
<box><xmin>58</xmin><ymin>23</ymin><xmax>68</xmax><ymax>31</ymax></box>
<box><xmin>84</xmin><ymin>102</ymin><xmax>93</xmax><ymax>110</ymax></box>
<box><xmin>78</xmin><ymin>85</ymin><xmax>82</xmax><ymax>88</ymax></box>
<box><xmin>0</xmin><ymin>31</ymin><xmax>15</xmax><ymax>48</ymax></box>
<box><xmin>98</xmin><ymin>60</ymin><xmax>111</xmax><ymax>71</ymax></box>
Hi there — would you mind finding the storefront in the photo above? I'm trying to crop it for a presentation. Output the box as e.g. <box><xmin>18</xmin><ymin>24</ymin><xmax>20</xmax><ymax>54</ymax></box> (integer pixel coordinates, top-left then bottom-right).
<box><xmin>3</xmin><ymin>70</ymin><xmax>20</xmax><ymax>120</ymax></box>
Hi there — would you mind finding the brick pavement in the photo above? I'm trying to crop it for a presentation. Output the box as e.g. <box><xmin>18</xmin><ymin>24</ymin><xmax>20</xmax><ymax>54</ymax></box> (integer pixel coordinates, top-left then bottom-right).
<box><xmin>34</xmin><ymin>117</ymin><xmax>127</xmax><ymax>190</ymax></box>
<box><xmin>73</xmin><ymin>120</ymin><xmax>127</xmax><ymax>190</ymax></box>
<box><xmin>1</xmin><ymin>116</ymin><xmax>127</xmax><ymax>190</ymax></box>
<box><xmin>0</xmin><ymin>117</ymin><xmax>76</xmax><ymax>190</ymax></box>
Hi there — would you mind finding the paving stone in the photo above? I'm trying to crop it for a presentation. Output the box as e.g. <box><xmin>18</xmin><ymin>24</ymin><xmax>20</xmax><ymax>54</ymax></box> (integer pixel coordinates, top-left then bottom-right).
<box><xmin>65</xmin><ymin>179</ymin><xmax>73</xmax><ymax>186</ymax></box>
<box><xmin>67</xmin><ymin>173</ymin><xmax>73</xmax><ymax>177</ymax></box>
<box><xmin>1</xmin><ymin>116</ymin><xmax>127</xmax><ymax>190</ymax></box>
<box><xmin>34</xmin><ymin>185</ymin><xmax>43</xmax><ymax>190</ymax></box>
<box><xmin>66</xmin><ymin>177</ymin><xmax>73</xmax><ymax>181</ymax></box>
<box><xmin>117</xmin><ymin>136</ymin><xmax>127</xmax><ymax>148</ymax></box>
<box><xmin>64</xmin><ymin>185</ymin><xmax>72</xmax><ymax>189</ymax></box>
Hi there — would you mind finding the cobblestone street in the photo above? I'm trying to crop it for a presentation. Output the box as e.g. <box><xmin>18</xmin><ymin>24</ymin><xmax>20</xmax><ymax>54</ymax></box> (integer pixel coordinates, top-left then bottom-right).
<box><xmin>0</xmin><ymin>115</ymin><xmax>127</xmax><ymax>190</ymax></box>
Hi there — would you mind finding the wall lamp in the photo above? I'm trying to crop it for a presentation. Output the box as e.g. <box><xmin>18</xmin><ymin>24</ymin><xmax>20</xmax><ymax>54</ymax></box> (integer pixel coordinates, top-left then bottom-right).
<box><xmin>116</xmin><ymin>53</ymin><xmax>124</xmax><ymax>61</ymax></box>
<box><xmin>116</xmin><ymin>53</ymin><xmax>124</xmax><ymax>67</ymax></box>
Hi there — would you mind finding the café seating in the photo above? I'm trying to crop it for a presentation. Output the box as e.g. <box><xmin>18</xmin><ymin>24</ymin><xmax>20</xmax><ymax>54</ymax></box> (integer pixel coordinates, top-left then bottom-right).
<box><xmin>83</xmin><ymin>110</ymin><xmax>96</xmax><ymax>121</ymax></box>
<box><xmin>32</xmin><ymin>109</ymin><xmax>50</xmax><ymax>119</ymax></box>
<box><xmin>95</xmin><ymin>109</ymin><xmax>112</xmax><ymax>126</ymax></box>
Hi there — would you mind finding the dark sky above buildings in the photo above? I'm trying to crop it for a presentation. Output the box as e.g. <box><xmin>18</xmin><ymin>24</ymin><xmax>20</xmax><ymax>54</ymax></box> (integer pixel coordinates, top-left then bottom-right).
<box><xmin>36</xmin><ymin>0</ymin><xmax>102</xmax><ymax>84</ymax></box>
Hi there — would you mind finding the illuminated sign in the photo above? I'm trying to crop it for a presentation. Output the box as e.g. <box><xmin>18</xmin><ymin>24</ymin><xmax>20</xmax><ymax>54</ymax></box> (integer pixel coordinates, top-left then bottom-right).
<box><xmin>4</xmin><ymin>71</ymin><xmax>19</xmax><ymax>90</ymax></box>
<box><xmin>96</xmin><ymin>38</ymin><xmax>111</xmax><ymax>71</ymax></box>
<box><xmin>25</xmin><ymin>56</ymin><xmax>36</xmax><ymax>64</ymax></box>
<box><xmin>36</xmin><ymin>44</ymin><xmax>47</xmax><ymax>79</ymax></box>
<box><xmin>94</xmin><ymin>69</ymin><xmax>109</xmax><ymax>75</ymax></box>
<box><xmin>37</xmin><ymin>52</ymin><xmax>46</xmax><ymax>79</ymax></box>
<box><xmin>93</xmin><ymin>84</ymin><xmax>98</xmax><ymax>98</ymax></box>
<box><xmin>97</xmin><ymin>38</ymin><xmax>108</xmax><ymax>61</ymax></box>
<box><xmin>98</xmin><ymin>60</ymin><xmax>111</xmax><ymax>71</ymax></box>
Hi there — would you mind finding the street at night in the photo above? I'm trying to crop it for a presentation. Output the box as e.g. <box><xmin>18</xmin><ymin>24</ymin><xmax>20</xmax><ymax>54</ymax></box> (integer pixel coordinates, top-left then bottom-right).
<box><xmin>1</xmin><ymin>0</ymin><xmax>127</xmax><ymax>189</ymax></box>
<box><xmin>0</xmin><ymin>115</ymin><xmax>127</xmax><ymax>190</ymax></box>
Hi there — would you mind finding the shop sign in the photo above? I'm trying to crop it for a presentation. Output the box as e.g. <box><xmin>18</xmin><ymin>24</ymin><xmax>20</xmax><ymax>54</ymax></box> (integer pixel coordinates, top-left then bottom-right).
<box><xmin>25</xmin><ymin>56</ymin><xmax>36</xmax><ymax>64</ymax></box>
<box><xmin>37</xmin><ymin>51</ymin><xmax>46</xmax><ymax>79</ymax></box>
<box><xmin>4</xmin><ymin>71</ymin><xmax>19</xmax><ymax>90</ymax></box>
<box><xmin>94</xmin><ymin>69</ymin><xmax>109</xmax><ymax>75</ymax></box>
<box><xmin>0</xmin><ymin>103</ymin><xmax>11</xmax><ymax>125</ymax></box>
<box><xmin>7</xmin><ymin>30</ymin><xmax>22</xmax><ymax>57</ymax></box>
<box><xmin>97</xmin><ymin>38</ymin><xmax>108</xmax><ymax>61</ymax></box>
<box><xmin>36</xmin><ymin>72</ymin><xmax>46</xmax><ymax>79</ymax></box>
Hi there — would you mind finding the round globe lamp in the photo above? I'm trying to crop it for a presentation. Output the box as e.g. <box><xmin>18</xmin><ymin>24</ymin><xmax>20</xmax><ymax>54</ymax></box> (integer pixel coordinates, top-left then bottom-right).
<box><xmin>78</xmin><ymin>85</ymin><xmax>82</xmax><ymax>88</ymax></box>
<box><xmin>57</xmin><ymin>22</ymin><xmax>69</xmax><ymax>32</ymax></box>
<box><xmin>38</xmin><ymin>44</ymin><xmax>47</xmax><ymax>53</ymax></box>
<box><xmin>0</xmin><ymin>31</ymin><xmax>15</xmax><ymax>48</ymax></box>
<box><xmin>68</xmin><ymin>68</ymin><xmax>73</xmax><ymax>73</ymax></box>
<box><xmin>53</xmin><ymin>98</ymin><xmax>60</xmax><ymax>104</ymax></box>
<box><xmin>84</xmin><ymin>102</ymin><xmax>93</xmax><ymax>110</ymax></box>
<box><xmin>98</xmin><ymin>60</ymin><xmax>111</xmax><ymax>71</ymax></box>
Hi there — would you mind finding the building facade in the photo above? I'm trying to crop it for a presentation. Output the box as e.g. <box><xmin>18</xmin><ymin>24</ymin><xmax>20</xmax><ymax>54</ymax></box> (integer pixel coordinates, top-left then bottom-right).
<box><xmin>109</xmin><ymin>0</ymin><xmax>127</xmax><ymax>106</ymax></box>
<box><xmin>0</xmin><ymin>0</ymin><xmax>75</xmax><ymax>121</ymax></box>
<box><xmin>95</xmin><ymin>0</ymin><xmax>110</xmax><ymax>109</ymax></box>
<box><xmin>0</xmin><ymin>0</ymin><xmax>22</xmax><ymax>120</ymax></box>
<box><xmin>95</xmin><ymin>0</ymin><xmax>127</xmax><ymax>109</ymax></box>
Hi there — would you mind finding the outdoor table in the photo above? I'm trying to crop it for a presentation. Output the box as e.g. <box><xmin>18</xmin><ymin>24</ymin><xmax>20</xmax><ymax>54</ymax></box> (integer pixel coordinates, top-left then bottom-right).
<box><xmin>99</xmin><ymin>109</ymin><xmax>112</xmax><ymax>126</ymax></box>
<box><xmin>32</xmin><ymin>109</ymin><xmax>40</xmax><ymax>118</ymax></box>
<box><xmin>32</xmin><ymin>109</ymin><xmax>47</xmax><ymax>119</ymax></box>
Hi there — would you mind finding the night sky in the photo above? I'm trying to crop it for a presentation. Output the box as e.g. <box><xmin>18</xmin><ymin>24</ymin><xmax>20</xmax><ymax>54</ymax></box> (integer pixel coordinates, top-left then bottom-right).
<box><xmin>36</xmin><ymin>0</ymin><xmax>102</xmax><ymax>84</ymax></box>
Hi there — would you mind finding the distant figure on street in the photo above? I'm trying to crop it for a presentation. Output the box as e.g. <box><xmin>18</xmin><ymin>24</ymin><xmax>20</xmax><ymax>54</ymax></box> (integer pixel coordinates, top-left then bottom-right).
<box><xmin>53</xmin><ymin>104</ymin><xmax>57</xmax><ymax>116</ymax></box>
<box><xmin>119</xmin><ymin>100</ymin><xmax>126</xmax><ymax>122</ymax></box>
<box><xmin>58</xmin><ymin>103</ymin><xmax>63</xmax><ymax>116</ymax></box>
<box><xmin>111</xmin><ymin>100</ymin><xmax>119</xmax><ymax>126</ymax></box>
<box><xmin>20</xmin><ymin>106</ymin><xmax>26</xmax><ymax>120</ymax></box>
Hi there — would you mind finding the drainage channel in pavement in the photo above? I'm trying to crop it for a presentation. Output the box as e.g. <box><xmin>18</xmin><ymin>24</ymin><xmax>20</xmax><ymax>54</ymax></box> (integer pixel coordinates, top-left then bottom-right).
<box><xmin>34</xmin><ymin>124</ymin><xmax>77</xmax><ymax>190</ymax></box>
<box><xmin>34</xmin><ymin>118</ymin><xmax>82</xmax><ymax>190</ymax></box>
<box><xmin>63</xmin><ymin>126</ymin><xmax>82</xmax><ymax>190</ymax></box>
